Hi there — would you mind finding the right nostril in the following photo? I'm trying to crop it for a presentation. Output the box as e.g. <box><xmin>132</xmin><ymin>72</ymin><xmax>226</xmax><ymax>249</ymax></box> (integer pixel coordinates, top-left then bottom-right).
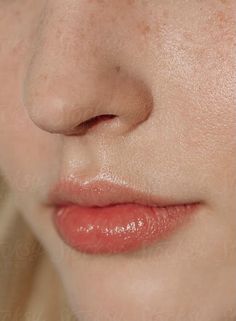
<box><xmin>67</xmin><ymin>114</ymin><xmax>117</xmax><ymax>136</ymax></box>
<box><xmin>84</xmin><ymin>114</ymin><xmax>117</xmax><ymax>129</ymax></box>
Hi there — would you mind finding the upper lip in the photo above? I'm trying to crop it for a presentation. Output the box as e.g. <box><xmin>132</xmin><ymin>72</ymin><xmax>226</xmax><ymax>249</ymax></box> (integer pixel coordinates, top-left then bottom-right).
<box><xmin>47</xmin><ymin>178</ymin><xmax>198</xmax><ymax>208</ymax></box>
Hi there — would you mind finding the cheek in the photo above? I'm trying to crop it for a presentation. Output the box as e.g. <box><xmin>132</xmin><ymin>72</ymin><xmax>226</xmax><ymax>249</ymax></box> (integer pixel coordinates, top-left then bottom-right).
<box><xmin>186</xmin><ymin>87</ymin><xmax>236</xmax><ymax>199</ymax></box>
<box><xmin>180</xmin><ymin>35</ymin><xmax>236</xmax><ymax>164</ymax></box>
<box><xmin>0</xmin><ymin>95</ymin><xmax>57</xmax><ymax>196</ymax></box>
<box><xmin>0</xmin><ymin>2</ymin><xmax>54</xmax><ymax>195</ymax></box>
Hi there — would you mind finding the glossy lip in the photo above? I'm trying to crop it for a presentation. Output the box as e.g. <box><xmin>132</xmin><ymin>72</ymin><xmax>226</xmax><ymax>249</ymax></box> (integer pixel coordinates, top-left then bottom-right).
<box><xmin>48</xmin><ymin>179</ymin><xmax>202</xmax><ymax>255</ymax></box>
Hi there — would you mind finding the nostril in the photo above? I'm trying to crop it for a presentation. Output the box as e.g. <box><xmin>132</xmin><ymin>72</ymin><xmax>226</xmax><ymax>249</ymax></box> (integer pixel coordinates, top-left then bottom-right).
<box><xmin>67</xmin><ymin>114</ymin><xmax>117</xmax><ymax>136</ymax></box>
<box><xmin>84</xmin><ymin>114</ymin><xmax>117</xmax><ymax>128</ymax></box>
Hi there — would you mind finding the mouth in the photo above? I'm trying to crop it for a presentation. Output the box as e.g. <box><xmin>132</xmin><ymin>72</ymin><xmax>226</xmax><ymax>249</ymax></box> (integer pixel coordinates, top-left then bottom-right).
<box><xmin>48</xmin><ymin>179</ymin><xmax>202</xmax><ymax>255</ymax></box>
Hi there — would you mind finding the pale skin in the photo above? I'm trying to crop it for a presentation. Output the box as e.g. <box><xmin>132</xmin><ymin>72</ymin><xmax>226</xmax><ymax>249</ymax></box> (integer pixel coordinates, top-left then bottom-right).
<box><xmin>0</xmin><ymin>0</ymin><xmax>236</xmax><ymax>320</ymax></box>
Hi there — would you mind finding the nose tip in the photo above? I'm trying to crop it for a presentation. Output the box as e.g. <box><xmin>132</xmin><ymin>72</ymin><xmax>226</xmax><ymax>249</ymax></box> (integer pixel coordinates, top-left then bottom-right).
<box><xmin>24</xmin><ymin>65</ymin><xmax>153</xmax><ymax>137</ymax></box>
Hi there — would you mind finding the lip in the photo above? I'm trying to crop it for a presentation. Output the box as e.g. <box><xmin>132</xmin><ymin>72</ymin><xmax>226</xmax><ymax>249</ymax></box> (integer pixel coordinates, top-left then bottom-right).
<box><xmin>48</xmin><ymin>179</ymin><xmax>201</xmax><ymax>255</ymax></box>
<box><xmin>48</xmin><ymin>179</ymin><xmax>187</xmax><ymax>208</ymax></box>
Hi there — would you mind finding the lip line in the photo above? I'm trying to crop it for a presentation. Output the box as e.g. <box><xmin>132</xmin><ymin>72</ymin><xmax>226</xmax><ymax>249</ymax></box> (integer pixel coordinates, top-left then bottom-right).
<box><xmin>54</xmin><ymin>201</ymin><xmax>197</xmax><ymax>209</ymax></box>
<box><xmin>47</xmin><ymin>178</ymin><xmax>201</xmax><ymax>209</ymax></box>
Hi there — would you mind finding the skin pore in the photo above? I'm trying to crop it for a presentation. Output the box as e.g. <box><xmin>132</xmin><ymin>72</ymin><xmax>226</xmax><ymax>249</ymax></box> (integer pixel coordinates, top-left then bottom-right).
<box><xmin>0</xmin><ymin>1</ymin><xmax>236</xmax><ymax>320</ymax></box>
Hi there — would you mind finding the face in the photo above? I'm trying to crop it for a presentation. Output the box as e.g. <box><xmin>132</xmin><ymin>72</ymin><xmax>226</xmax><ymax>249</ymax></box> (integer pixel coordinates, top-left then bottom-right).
<box><xmin>0</xmin><ymin>0</ymin><xmax>236</xmax><ymax>320</ymax></box>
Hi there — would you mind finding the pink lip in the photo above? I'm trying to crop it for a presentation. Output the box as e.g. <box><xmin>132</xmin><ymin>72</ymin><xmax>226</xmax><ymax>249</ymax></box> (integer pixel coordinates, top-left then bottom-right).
<box><xmin>48</xmin><ymin>180</ymin><xmax>201</xmax><ymax>254</ymax></box>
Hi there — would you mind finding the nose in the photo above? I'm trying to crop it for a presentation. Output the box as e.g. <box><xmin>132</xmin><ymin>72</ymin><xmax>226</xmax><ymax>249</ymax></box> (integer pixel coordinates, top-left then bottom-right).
<box><xmin>23</xmin><ymin>2</ymin><xmax>153</xmax><ymax>137</ymax></box>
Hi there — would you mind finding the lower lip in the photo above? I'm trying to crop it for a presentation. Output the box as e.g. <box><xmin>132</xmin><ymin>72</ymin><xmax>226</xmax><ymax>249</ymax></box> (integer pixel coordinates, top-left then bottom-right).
<box><xmin>52</xmin><ymin>203</ymin><xmax>200</xmax><ymax>255</ymax></box>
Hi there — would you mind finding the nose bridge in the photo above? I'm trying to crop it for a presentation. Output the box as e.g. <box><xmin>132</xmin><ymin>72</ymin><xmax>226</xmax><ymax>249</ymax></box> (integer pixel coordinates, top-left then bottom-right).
<box><xmin>32</xmin><ymin>1</ymin><xmax>103</xmax><ymax>74</ymax></box>
<box><xmin>23</xmin><ymin>1</ymin><xmax>153</xmax><ymax>136</ymax></box>
<box><xmin>25</xmin><ymin>2</ymin><xmax>103</xmax><ymax>98</ymax></box>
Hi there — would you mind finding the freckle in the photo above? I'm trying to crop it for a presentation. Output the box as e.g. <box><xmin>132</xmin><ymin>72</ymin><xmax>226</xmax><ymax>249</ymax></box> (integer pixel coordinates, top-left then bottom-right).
<box><xmin>137</xmin><ymin>21</ymin><xmax>151</xmax><ymax>36</ymax></box>
<box><xmin>127</xmin><ymin>0</ymin><xmax>135</xmax><ymax>5</ymax></box>
<box><xmin>183</xmin><ymin>32</ymin><xmax>193</xmax><ymax>41</ymax></box>
<box><xmin>42</xmin><ymin>74</ymin><xmax>48</xmax><ymax>81</ymax></box>
<box><xmin>219</xmin><ymin>0</ymin><xmax>228</xmax><ymax>4</ymax></box>
<box><xmin>216</xmin><ymin>10</ymin><xmax>227</xmax><ymax>23</ymax></box>
<box><xmin>88</xmin><ymin>0</ymin><xmax>105</xmax><ymax>4</ymax></box>
<box><xmin>14</xmin><ymin>10</ymin><xmax>20</xmax><ymax>17</ymax></box>
<box><xmin>115</xmin><ymin>66</ymin><xmax>121</xmax><ymax>73</ymax></box>
<box><xmin>89</xmin><ymin>12</ymin><xmax>96</xmax><ymax>27</ymax></box>
<box><xmin>215</xmin><ymin>10</ymin><xmax>230</xmax><ymax>29</ymax></box>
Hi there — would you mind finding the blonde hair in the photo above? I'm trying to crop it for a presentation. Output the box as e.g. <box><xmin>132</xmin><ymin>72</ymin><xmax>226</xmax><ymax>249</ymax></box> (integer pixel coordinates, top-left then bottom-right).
<box><xmin>0</xmin><ymin>175</ymin><xmax>75</xmax><ymax>321</ymax></box>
